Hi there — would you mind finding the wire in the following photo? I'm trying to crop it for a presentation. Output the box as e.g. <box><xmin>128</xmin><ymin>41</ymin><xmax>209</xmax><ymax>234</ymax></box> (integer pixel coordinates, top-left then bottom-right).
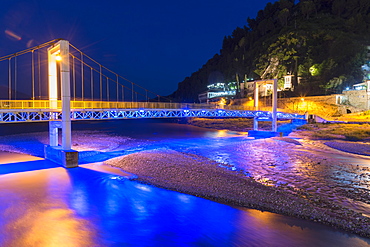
<box><xmin>14</xmin><ymin>56</ymin><xmax>17</xmax><ymax>100</ymax></box>
<box><xmin>81</xmin><ymin>54</ymin><xmax>84</xmax><ymax>101</ymax></box>
<box><xmin>91</xmin><ymin>67</ymin><xmax>94</xmax><ymax>101</ymax></box>
<box><xmin>8</xmin><ymin>58</ymin><xmax>11</xmax><ymax>100</ymax></box>
<box><xmin>31</xmin><ymin>50</ymin><xmax>35</xmax><ymax>100</ymax></box>
<box><xmin>72</xmin><ymin>56</ymin><xmax>76</xmax><ymax>101</ymax></box>
<box><xmin>38</xmin><ymin>49</ymin><xmax>41</xmax><ymax>99</ymax></box>
<box><xmin>106</xmin><ymin>76</ymin><xmax>109</xmax><ymax>101</ymax></box>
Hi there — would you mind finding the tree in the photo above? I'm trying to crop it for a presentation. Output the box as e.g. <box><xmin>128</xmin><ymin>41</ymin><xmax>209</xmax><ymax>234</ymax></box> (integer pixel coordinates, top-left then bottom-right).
<box><xmin>331</xmin><ymin>0</ymin><xmax>346</xmax><ymax>17</ymax></box>
<box><xmin>255</xmin><ymin>32</ymin><xmax>305</xmax><ymax>81</ymax></box>
<box><xmin>279</xmin><ymin>0</ymin><xmax>295</xmax><ymax>10</ymax></box>
<box><xmin>247</xmin><ymin>17</ymin><xmax>257</xmax><ymax>30</ymax></box>
<box><xmin>300</xmin><ymin>0</ymin><xmax>316</xmax><ymax>19</ymax></box>
<box><xmin>320</xmin><ymin>75</ymin><xmax>346</xmax><ymax>94</ymax></box>
<box><xmin>278</xmin><ymin>8</ymin><xmax>290</xmax><ymax>27</ymax></box>
<box><xmin>258</xmin><ymin>18</ymin><xmax>275</xmax><ymax>35</ymax></box>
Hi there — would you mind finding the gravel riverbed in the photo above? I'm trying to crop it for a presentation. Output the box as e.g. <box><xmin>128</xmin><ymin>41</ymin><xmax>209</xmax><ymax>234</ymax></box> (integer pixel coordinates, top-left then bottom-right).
<box><xmin>106</xmin><ymin>147</ymin><xmax>370</xmax><ymax>238</ymax></box>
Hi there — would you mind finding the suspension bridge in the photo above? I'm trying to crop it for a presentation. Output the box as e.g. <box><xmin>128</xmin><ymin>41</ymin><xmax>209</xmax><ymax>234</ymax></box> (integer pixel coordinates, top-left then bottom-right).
<box><xmin>0</xmin><ymin>39</ymin><xmax>305</xmax><ymax>167</ymax></box>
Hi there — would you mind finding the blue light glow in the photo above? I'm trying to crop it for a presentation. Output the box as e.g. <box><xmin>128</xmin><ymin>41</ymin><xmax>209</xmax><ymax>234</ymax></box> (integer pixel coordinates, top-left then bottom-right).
<box><xmin>0</xmin><ymin>121</ymin><xmax>367</xmax><ymax>246</ymax></box>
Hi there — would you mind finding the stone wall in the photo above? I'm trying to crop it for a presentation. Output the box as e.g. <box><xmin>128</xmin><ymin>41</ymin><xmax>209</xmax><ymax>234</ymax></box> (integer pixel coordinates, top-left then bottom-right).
<box><xmin>278</xmin><ymin>95</ymin><xmax>355</xmax><ymax>117</ymax></box>
<box><xmin>342</xmin><ymin>89</ymin><xmax>370</xmax><ymax>110</ymax></box>
<box><xmin>231</xmin><ymin>94</ymin><xmax>364</xmax><ymax>117</ymax></box>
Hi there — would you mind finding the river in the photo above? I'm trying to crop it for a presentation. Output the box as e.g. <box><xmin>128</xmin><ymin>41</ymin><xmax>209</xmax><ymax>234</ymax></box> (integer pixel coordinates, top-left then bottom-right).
<box><xmin>0</xmin><ymin>119</ymin><xmax>369</xmax><ymax>246</ymax></box>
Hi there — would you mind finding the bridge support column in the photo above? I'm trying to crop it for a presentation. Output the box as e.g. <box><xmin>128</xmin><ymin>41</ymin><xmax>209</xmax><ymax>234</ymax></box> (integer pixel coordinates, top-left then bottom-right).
<box><xmin>60</xmin><ymin>40</ymin><xmax>72</xmax><ymax>150</ymax></box>
<box><xmin>253</xmin><ymin>117</ymin><xmax>258</xmax><ymax>131</ymax></box>
<box><xmin>45</xmin><ymin>40</ymin><xmax>78</xmax><ymax>168</ymax></box>
<box><xmin>49</xmin><ymin>120</ymin><xmax>60</xmax><ymax>147</ymax></box>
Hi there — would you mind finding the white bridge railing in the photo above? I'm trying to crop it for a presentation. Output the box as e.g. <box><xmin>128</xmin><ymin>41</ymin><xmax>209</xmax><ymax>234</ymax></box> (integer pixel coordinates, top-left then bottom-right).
<box><xmin>0</xmin><ymin>100</ymin><xmax>235</xmax><ymax>110</ymax></box>
<box><xmin>0</xmin><ymin>107</ymin><xmax>305</xmax><ymax>123</ymax></box>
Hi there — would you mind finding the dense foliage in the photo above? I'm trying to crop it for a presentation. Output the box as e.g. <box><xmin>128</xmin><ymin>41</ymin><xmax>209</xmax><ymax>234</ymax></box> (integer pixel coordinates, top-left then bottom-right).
<box><xmin>170</xmin><ymin>0</ymin><xmax>370</xmax><ymax>102</ymax></box>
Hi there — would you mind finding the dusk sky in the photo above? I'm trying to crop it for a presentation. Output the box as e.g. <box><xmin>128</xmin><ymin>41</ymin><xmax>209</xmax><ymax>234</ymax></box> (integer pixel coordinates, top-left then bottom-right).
<box><xmin>1</xmin><ymin>0</ymin><xmax>278</xmax><ymax>97</ymax></box>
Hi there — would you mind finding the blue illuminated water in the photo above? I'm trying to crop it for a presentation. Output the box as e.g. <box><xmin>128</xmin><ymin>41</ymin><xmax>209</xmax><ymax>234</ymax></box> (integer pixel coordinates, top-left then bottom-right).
<box><xmin>0</xmin><ymin>120</ymin><xmax>369</xmax><ymax>246</ymax></box>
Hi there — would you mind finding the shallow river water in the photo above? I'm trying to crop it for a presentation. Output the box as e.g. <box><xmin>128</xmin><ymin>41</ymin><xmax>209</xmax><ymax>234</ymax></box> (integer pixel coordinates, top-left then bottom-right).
<box><xmin>0</xmin><ymin>120</ymin><xmax>369</xmax><ymax>246</ymax></box>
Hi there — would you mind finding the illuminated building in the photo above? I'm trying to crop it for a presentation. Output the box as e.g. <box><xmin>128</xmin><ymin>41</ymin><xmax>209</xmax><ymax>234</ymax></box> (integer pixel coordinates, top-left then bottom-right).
<box><xmin>198</xmin><ymin>82</ymin><xmax>238</xmax><ymax>103</ymax></box>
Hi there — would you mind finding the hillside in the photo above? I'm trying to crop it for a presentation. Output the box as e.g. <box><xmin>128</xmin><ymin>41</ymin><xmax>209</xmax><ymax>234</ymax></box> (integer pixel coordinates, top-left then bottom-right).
<box><xmin>169</xmin><ymin>0</ymin><xmax>370</xmax><ymax>103</ymax></box>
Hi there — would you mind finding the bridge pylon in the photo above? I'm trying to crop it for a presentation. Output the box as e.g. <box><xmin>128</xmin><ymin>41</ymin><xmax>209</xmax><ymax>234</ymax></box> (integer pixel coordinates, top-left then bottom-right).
<box><xmin>44</xmin><ymin>40</ymin><xmax>78</xmax><ymax>168</ymax></box>
<box><xmin>248</xmin><ymin>79</ymin><xmax>281</xmax><ymax>138</ymax></box>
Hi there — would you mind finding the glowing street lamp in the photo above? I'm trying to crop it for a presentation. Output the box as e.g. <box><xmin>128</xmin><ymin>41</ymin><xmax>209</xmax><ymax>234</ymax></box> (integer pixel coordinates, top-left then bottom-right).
<box><xmin>219</xmin><ymin>98</ymin><xmax>226</xmax><ymax>109</ymax></box>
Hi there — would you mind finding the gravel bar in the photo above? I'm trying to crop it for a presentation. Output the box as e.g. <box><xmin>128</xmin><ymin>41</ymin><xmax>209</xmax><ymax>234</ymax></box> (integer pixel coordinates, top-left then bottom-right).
<box><xmin>105</xmin><ymin>148</ymin><xmax>370</xmax><ymax>238</ymax></box>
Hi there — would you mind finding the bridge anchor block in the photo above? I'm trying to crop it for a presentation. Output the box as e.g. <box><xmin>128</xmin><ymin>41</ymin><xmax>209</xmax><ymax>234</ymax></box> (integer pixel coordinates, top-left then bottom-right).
<box><xmin>44</xmin><ymin>145</ymin><xmax>78</xmax><ymax>168</ymax></box>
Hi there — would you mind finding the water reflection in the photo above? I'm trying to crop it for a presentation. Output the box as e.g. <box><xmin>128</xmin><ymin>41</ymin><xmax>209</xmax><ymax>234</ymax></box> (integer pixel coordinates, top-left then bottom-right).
<box><xmin>1</xmin><ymin>121</ymin><xmax>370</xmax><ymax>246</ymax></box>
<box><xmin>0</xmin><ymin>160</ymin><xmax>369</xmax><ymax>246</ymax></box>
<box><xmin>0</xmin><ymin>168</ymin><xmax>96</xmax><ymax>247</ymax></box>
<box><xmin>181</xmin><ymin>136</ymin><xmax>370</xmax><ymax>216</ymax></box>
<box><xmin>0</xmin><ymin>151</ymin><xmax>43</xmax><ymax>164</ymax></box>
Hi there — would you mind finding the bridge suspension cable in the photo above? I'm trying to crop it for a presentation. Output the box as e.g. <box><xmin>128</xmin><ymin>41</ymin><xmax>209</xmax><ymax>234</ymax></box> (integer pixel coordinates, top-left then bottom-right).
<box><xmin>0</xmin><ymin>39</ymin><xmax>62</xmax><ymax>62</ymax></box>
<box><xmin>68</xmin><ymin>52</ymin><xmax>155</xmax><ymax>102</ymax></box>
<box><xmin>7</xmin><ymin>57</ymin><xmax>13</xmax><ymax>100</ymax></box>
<box><xmin>37</xmin><ymin>48</ymin><xmax>41</xmax><ymax>98</ymax></box>
<box><xmin>0</xmin><ymin>39</ymin><xmax>170</xmax><ymax>103</ymax></box>
<box><xmin>69</xmin><ymin>43</ymin><xmax>169</xmax><ymax>102</ymax></box>
<box><xmin>31</xmin><ymin>50</ymin><xmax>35</xmax><ymax>100</ymax></box>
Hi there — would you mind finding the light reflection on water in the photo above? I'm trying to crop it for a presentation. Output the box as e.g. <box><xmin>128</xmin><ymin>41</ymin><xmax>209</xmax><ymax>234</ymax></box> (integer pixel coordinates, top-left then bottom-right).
<box><xmin>0</xmin><ymin>151</ymin><xmax>43</xmax><ymax>164</ymax></box>
<box><xmin>0</xmin><ymin>161</ymin><xmax>368</xmax><ymax>246</ymax></box>
<box><xmin>176</xmin><ymin>136</ymin><xmax>370</xmax><ymax>215</ymax></box>
<box><xmin>0</xmin><ymin>167</ymin><xmax>97</xmax><ymax>247</ymax></box>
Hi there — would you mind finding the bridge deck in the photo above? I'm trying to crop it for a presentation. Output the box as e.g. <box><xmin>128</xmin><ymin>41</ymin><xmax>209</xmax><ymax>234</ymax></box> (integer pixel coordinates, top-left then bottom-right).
<box><xmin>0</xmin><ymin>100</ymin><xmax>221</xmax><ymax>110</ymax></box>
<box><xmin>0</xmin><ymin>107</ymin><xmax>305</xmax><ymax>123</ymax></box>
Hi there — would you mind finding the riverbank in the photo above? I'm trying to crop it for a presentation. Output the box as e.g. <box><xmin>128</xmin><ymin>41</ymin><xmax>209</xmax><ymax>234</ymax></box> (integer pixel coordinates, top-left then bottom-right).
<box><xmin>106</xmin><ymin>120</ymin><xmax>370</xmax><ymax>238</ymax></box>
<box><xmin>0</xmin><ymin>120</ymin><xmax>369</xmax><ymax>238</ymax></box>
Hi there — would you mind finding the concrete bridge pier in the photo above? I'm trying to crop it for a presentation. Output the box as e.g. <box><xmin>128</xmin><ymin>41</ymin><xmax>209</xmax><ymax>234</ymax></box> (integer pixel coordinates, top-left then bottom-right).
<box><xmin>44</xmin><ymin>40</ymin><xmax>78</xmax><ymax>168</ymax></box>
<box><xmin>248</xmin><ymin>79</ymin><xmax>282</xmax><ymax>138</ymax></box>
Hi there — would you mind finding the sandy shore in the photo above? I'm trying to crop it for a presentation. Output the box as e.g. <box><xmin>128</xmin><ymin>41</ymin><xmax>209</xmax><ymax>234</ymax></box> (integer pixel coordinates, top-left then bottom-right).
<box><xmin>106</xmin><ymin>147</ymin><xmax>370</xmax><ymax>238</ymax></box>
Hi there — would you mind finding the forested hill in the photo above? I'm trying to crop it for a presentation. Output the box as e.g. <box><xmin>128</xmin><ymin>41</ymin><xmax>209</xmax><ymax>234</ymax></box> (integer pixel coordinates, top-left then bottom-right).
<box><xmin>169</xmin><ymin>0</ymin><xmax>370</xmax><ymax>103</ymax></box>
